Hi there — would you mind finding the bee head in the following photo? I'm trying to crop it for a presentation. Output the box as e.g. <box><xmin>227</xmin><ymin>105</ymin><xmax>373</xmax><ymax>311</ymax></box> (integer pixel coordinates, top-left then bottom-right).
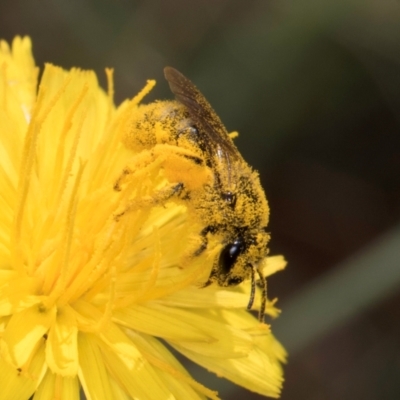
<box><xmin>216</xmin><ymin>232</ymin><xmax>269</xmax><ymax>322</ymax></box>
<box><xmin>218</xmin><ymin>238</ymin><xmax>246</xmax><ymax>286</ymax></box>
<box><xmin>217</xmin><ymin>229</ymin><xmax>269</xmax><ymax>285</ymax></box>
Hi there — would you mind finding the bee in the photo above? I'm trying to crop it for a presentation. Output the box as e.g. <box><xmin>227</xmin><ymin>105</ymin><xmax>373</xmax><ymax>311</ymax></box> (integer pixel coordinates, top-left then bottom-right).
<box><xmin>120</xmin><ymin>67</ymin><xmax>270</xmax><ymax>321</ymax></box>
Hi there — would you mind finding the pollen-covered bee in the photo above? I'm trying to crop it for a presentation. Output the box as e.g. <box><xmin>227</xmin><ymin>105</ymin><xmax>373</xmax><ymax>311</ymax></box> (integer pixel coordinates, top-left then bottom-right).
<box><xmin>120</xmin><ymin>67</ymin><xmax>270</xmax><ymax>321</ymax></box>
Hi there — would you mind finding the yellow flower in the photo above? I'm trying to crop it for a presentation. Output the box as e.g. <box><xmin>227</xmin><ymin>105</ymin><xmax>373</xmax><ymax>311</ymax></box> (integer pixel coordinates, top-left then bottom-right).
<box><xmin>0</xmin><ymin>36</ymin><xmax>286</xmax><ymax>400</ymax></box>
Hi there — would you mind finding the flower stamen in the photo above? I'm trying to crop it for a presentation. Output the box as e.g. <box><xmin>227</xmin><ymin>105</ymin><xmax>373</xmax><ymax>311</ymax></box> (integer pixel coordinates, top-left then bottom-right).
<box><xmin>44</xmin><ymin>161</ymin><xmax>86</xmax><ymax>305</ymax></box>
<box><xmin>53</xmin><ymin>84</ymin><xmax>88</xmax><ymax>204</ymax></box>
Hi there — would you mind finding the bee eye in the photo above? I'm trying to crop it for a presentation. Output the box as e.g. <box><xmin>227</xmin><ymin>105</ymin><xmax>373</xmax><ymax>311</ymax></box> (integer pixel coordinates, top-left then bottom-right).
<box><xmin>219</xmin><ymin>239</ymin><xmax>244</xmax><ymax>274</ymax></box>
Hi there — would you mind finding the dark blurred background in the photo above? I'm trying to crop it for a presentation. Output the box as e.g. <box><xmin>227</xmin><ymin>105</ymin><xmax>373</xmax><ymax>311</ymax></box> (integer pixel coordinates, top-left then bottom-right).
<box><xmin>2</xmin><ymin>0</ymin><xmax>400</xmax><ymax>398</ymax></box>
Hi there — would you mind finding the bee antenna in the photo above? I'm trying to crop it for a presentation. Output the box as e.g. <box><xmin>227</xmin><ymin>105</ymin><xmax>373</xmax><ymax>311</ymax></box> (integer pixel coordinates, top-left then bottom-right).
<box><xmin>256</xmin><ymin>266</ymin><xmax>267</xmax><ymax>323</ymax></box>
<box><xmin>247</xmin><ymin>265</ymin><xmax>256</xmax><ymax>311</ymax></box>
<box><xmin>246</xmin><ymin>264</ymin><xmax>267</xmax><ymax>323</ymax></box>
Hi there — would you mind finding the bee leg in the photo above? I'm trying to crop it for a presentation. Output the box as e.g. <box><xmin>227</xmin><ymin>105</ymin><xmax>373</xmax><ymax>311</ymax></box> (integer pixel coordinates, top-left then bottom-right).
<box><xmin>194</xmin><ymin>226</ymin><xmax>220</xmax><ymax>289</ymax></box>
<box><xmin>200</xmin><ymin>279</ymin><xmax>212</xmax><ymax>288</ymax></box>
<box><xmin>114</xmin><ymin>182</ymin><xmax>184</xmax><ymax>221</ymax></box>
<box><xmin>193</xmin><ymin>225</ymin><xmax>216</xmax><ymax>256</ymax></box>
<box><xmin>114</xmin><ymin>167</ymin><xmax>131</xmax><ymax>192</ymax></box>
<box><xmin>247</xmin><ymin>265</ymin><xmax>256</xmax><ymax>311</ymax></box>
<box><xmin>192</xmin><ymin>225</ymin><xmax>217</xmax><ymax>288</ymax></box>
<box><xmin>246</xmin><ymin>265</ymin><xmax>267</xmax><ymax>322</ymax></box>
<box><xmin>256</xmin><ymin>266</ymin><xmax>267</xmax><ymax>323</ymax></box>
<box><xmin>113</xmin><ymin>148</ymin><xmax>165</xmax><ymax>192</ymax></box>
<box><xmin>115</xmin><ymin>144</ymin><xmax>212</xmax><ymax>193</ymax></box>
<box><xmin>199</xmin><ymin>268</ymin><xmax>218</xmax><ymax>288</ymax></box>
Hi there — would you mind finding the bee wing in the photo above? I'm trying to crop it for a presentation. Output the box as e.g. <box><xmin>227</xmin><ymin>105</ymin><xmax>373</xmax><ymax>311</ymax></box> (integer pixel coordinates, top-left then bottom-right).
<box><xmin>164</xmin><ymin>67</ymin><xmax>242</xmax><ymax>163</ymax></box>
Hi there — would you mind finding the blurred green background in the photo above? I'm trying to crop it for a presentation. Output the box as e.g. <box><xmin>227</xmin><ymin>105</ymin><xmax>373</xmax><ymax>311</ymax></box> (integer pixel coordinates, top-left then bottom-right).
<box><xmin>2</xmin><ymin>0</ymin><xmax>400</xmax><ymax>398</ymax></box>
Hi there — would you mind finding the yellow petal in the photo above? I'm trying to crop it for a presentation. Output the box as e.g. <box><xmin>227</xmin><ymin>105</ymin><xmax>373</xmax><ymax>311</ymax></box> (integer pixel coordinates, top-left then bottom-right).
<box><xmin>74</xmin><ymin>300</ymin><xmax>175</xmax><ymax>399</ymax></box>
<box><xmin>128</xmin><ymin>303</ymin><xmax>253</xmax><ymax>358</ymax></box>
<box><xmin>157</xmin><ymin>285</ymin><xmax>248</xmax><ymax>308</ymax></box>
<box><xmin>0</xmin><ymin>36</ymin><xmax>38</xmax><ymax>116</ymax></box>
<box><xmin>33</xmin><ymin>371</ymin><xmax>80</xmax><ymax>400</ymax></box>
<box><xmin>175</xmin><ymin>342</ymin><xmax>284</xmax><ymax>398</ymax></box>
<box><xmin>158</xmin><ymin>285</ymin><xmax>279</xmax><ymax>316</ymax></box>
<box><xmin>2</xmin><ymin>304</ymin><xmax>56</xmax><ymax>367</ymax></box>
<box><xmin>113</xmin><ymin>304</ymin><xmax>215</xmax><ymax>343</ymax></box>
<box><xmin>0</xmin><ymin>343</ymin><xmax>46</xmax><ymax>400</ymax></box>
<box><xmin>163</xmin><ymin>308</ymin><xmax>253</xmax><ymax>359</ymax></box>
<box><xmin>46</xmin><ymin>305</ymin><xmax>78</xmax><ymax>376</ymax></box>
<box><xmin>108</xmin><ymin>376</ymin><xmax>132</xmax><ymax>400</ymax></box>
<box><xmin>0</xmin><ymin>273</ymin><xmax>40</xmax><ymax>316</ymax></box>
<box><xmin>128</xmin><ymin>331</ymin><xmax>217</xmax><ymax>400</ymax></box>
<box><xmin>261</xmin><ymin>255</ymin><xmax>287</xmax><ymax>277</ymax></box>
<box><xmin>96</xmin><ymin>324</ymin><xmax>175</xmax><ymax>400</ymax></box>
<box><xmin>172</xmin><ymin>310</ymin><xmax>285</xmax><ymax>398</ymax></box>
<box><xmin>78</xmin><ymin>333</ymin><xmax>114</xmax><ymax>400</ymax></box>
